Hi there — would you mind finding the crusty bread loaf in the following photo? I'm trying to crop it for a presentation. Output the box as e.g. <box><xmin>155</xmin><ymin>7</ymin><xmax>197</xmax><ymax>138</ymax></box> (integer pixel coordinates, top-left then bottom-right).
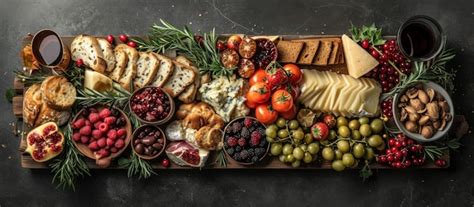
<box><xmin>276</xmin><ymin>40</ymin><xmax>304</xmax><ymax>63</ymax></box>
<box><xmin>293</xmin><ymin>39</ymin><xmax>320</xmax><ymax>65</ymax></box>
<box><xmin>163</xmin><ymin>61</ymin><xmax>196</xmax><ymax>97</ymax></box>
<box><xmin>23</xmin><ymin>84</ymin><xmax>43</xmax><ymax>127</ymax></box>
<box><xmin>109</xmin><ymin>50</ymin><xmax>128</xmax><ymax>81</ymax></box>
<box><xmin>195</xmin><ymin>126</ymin><xmax>222</xmax><ymax>150</ymax></box>
<box><xmin>314</xmin><ymin>40</ymin><xmax>333</xmax><ymax>65</ymax></box>
<box><xmin>70</xmin><ymin>35</ymin><xmax>107</xmax><ymax>73</ymax></box>
<box><xmin>41</xmin><ymin>76</ymin><xmax>76</xmax><ymax>110</ymax></box>
<box><xmin>150</xmin><ymin>53</ymin><xmax>174</xmax><ymax>88</ymax></box>
<box><xmin>115</xmin><ymin>44</ymin><xmax>138</xmax><ymax>91</ymax></box>
<box><xmin>34</xmin><ymin>104</ymin><xmax>70</xmax><ymax>127</ymax></box>
<box><xmin>97</xmin><ymin>38</ymin><xmax>116</xmax><ymax>72</ymax></box>
<box><xmin>134</xmin><ymin>52</ymin><xmax>160</xmax><ymax>89</ymax></box>
<box><xmin>176</xmin><ymin>55</ymin><xmax>200</xmax><ymax>103</ymax></box>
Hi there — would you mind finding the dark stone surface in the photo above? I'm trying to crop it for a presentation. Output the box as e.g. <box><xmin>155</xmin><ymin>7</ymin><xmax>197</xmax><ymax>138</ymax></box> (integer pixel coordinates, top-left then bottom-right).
<box><xmin>0</xmin><ymin>0</ymin><xmax>473</xmax><ymax>206</ymax></box>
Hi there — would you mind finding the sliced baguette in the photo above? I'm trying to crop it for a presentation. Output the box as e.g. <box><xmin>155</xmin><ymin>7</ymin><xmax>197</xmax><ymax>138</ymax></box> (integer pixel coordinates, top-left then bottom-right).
<box><xmin>23</xmin><ymin>84</ymin><xmax>43</xmax><ymax>127</ymax></box>
<box><xmin>150</xmin><ymin>53</ymin><xmax>174</xmax><ymax>88</ymax></box>
<box><xmin>34</xmin><ymin>104</ymin><xmax>70</xmax><ymax>127</ymax></box>
<box><xmin>109</xmin><ymin>50</ymin><xmax>128</xmax><ymax>81</ymax></box>
<box><xmin>134</xmin><ymin>52</ymin><xmax>160</xmax><ymax>89</ymax></box>
<box><xmin>176</xmin><ymin>55</ymin><xmax>200</xmax><ymax>103</ymax></box>
<box><xmin>115</xmin><ymin>44</ymin><xmax>138</xmax><ymax>91</ymax></box>
<box><xmin>41</xmin><ymin>76</ymin><xmax>76</xmax><ymax>110</ymax></box>
<box><xmin>162</xmin><ymin>61</ymin><xmax>196</xmax><ymax>97</ymax></box>
<box><xmin>70</xmin><ymin>35</ymin><xmax>107</xmax><ymax>73</ymax></box>
<box><xmin>97</xmin><ymin>38</ymin><xmax>116</xmax><ymax>72</ymax></box>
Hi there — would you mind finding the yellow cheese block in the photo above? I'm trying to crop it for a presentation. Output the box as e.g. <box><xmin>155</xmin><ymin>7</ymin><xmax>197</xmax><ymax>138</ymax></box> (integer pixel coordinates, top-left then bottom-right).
<box><xmin>84</xmin><ymin>69</ymin><xmax>113</xmax><ymax>92</ymax></box>
<box><xmin>341</xmin><ymin>34</ymin><xmax>379</xmax><ymax>79</ymax></box>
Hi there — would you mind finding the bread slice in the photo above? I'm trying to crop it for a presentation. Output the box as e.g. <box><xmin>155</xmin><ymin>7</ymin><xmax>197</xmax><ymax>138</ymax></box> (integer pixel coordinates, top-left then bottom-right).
<box><xmin>277</xmin><ymin>40</ymin><xmax>304</xmax><ymax>63</ymax></box>
<box><xmin>23</xmin><ymin>84</ymin><xmax>43</xmax><ymax>127</ymax></box>
<box><xmin>328</xmin><ymin>41</ymin><xmax>340</xmax><ymax>64</ymax></box>
<box><xmin>97</xmin><ymin>38</ymin><xmax>116</xmax><ymax>72</ymax></box>
<box><xmin>34</xmin><ymin>104</ymin><xmax>70</xmax><ymax>127</ymax></box>
<box><xmin>115</xmin><ymin>44</ymin><xmax>138</xmax><ymax>91</ymax></box>
<box><xmin>70</xmin><ymin>35</ymin><xmax>107</xmax><ymax>73</ymax></box>
<box><xmin>109</xmin><ymin>50</ymin><xmax>128</xmax><ymax>81</ymax></box>
<box><xmin>314</xmin><ymin>40</ymin><xmax>333</xmax><ymax>65</ymax></box>
<box><xmin>293</xmin><ymin>39</ymin><xmax>320</xmax><ymax>65</ymax></box>
<box><xmin>337</xmin><ymin>45</ymin><xmax>345</xmax><ymax>64</ymax></box>
<box><xmin>150</xmin><ymin>53</ymin><xmax>174</xmax><ymax>88</ymax></box>
<box><xmin>176</xmin><ymin>56</ymin><xmax>200</xmax><ymax>103</ymax></box>
<box><xmin>134</xmin><ymin>52</ymin><xmax>160</xmax><ymax>89</ymax></box>
<box><xmin>41</xmin><ymin>76</ymin><xmax>76</xmax><ymax>110</ymax></box>
<box><xmin>162</xmin><ymin>61</ymin><xmax>196</xmax><ymax>97</ymax></box>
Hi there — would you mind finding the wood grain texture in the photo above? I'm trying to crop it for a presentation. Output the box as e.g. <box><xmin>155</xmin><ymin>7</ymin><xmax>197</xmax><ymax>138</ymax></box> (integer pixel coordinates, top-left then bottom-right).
<box><xmin>15</xmin><ymin>35</ymin><xmax>449</xmax><ymax>170</ymax></box>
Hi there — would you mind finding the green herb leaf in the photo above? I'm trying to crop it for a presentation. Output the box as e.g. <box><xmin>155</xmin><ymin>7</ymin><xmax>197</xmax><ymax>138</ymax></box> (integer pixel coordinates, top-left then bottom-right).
<box><xmin>349</xmin><ymin>23</ymin><xmax>386</xmax><ymax>45</ymax></box>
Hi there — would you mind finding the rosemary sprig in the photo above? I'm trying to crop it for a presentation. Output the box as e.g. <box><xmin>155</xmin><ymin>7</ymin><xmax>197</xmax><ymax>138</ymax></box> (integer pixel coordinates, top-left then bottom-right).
<box><xmin>75</xmin><ymin>83</ymin><xmax>130</xmax><ymax>108</ymax></box>
<box><xmin>50</xmin><ymin>125</ymin><xmax>91</xmax><ymax>190</ymax></box>
<box><xmin>14</xmin><ymin>69</ymin><xmax>51</xmax><ymax>85</ymax></box>
<box><xmin>423</xmin><ymin>136</ymin><xmax>462</xmax><ymax>161</ymax></box>
<box><xmin>359</xmin><ymin>160</ymin><xmax>373</xmax><ymax>181</ymax></box>
<box><xmin>133</xmin><ymin>19</ymin><xmax>232</xmax><ymax>77</ymax></box>
<box><xmin>118</xmin><ymin>153</ymin><xmax>155</xmax><ymax>179</ymax></box>
<box><xmin>215</xmin><ymin>149</ymin><xmax>228</xmax><ymax>168</ymax></box>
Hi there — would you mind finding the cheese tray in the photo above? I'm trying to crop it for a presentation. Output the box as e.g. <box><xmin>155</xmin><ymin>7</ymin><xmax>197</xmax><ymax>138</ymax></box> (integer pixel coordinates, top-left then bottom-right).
<box><xmin>10</xmin><ymin>17</ymin><xmax>469</xmax><ymax>189</ymax></box>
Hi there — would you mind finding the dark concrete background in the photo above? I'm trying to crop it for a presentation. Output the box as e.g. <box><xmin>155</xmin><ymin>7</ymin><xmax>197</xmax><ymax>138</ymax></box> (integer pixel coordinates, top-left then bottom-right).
<box><xmin>1</xmin><ymin>0</ymin><xmax>473</xmax><ymax>206</ymax></box>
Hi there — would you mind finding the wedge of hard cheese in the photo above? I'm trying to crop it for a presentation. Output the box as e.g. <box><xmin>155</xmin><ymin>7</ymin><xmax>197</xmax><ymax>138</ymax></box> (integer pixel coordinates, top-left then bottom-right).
<box><xmin>298</xmin><ymin>69</ymin><xmax>381</xmax><ymax>117</ymax></box>
<box><xmin>341</xmin><ymin>34</ymin><xmax>379</xmax><ymax>79</ymax></box>
<box><xmin>84</xmin><ymin>69</ymin><xmax>113</xmax><ymax>92</ymax></box>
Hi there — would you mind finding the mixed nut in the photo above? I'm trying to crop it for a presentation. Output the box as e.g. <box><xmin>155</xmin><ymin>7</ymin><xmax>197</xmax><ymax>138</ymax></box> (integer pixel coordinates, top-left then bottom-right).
<box><xmin>397</xmin><ymin>85</ymin><xmax>452</xmax><ymax>138</ymax></box>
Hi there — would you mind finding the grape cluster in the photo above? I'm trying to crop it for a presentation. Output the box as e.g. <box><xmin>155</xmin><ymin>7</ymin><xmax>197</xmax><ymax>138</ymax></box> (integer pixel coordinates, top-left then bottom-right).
<box><xmin>362</xmin><ymin>39</ymin><xmax>412</xmax><ymax>92</ymax></box>
<box><xmin>376</xmin><ymin>134</ymin><xmax>425</xmax><ymax>168</ymax></box>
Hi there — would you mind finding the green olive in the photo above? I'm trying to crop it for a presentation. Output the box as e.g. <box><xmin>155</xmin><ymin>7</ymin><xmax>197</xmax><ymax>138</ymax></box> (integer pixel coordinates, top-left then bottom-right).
<box><xmin>370</xmin><ymin>119</ymin><xmax>384</xmax><ymax>134</ymax></box>
<box><xmin>303</xmin><ymin>152</ymin><xmax>313</xmax><ymax>163</ymax></box>
<box><xmin>348</xmin><ymin>120</ymin><xmax>360</xmax><ymax>130</ymax></box>
<box><xmin>293</xmin><ymin>130</ymin><xmax>305</xmax><ymax>140</ymax></box>
<box><xmin>334</xmin><ymin>149</ymin><xmax>343</xmax><ymax>160</ymax></box>
<box><xmin>328</xmin><ymin>130</ymin><xmax>337</xmax><ymax>140</ymax></box>
<box><xmin>268</xmin><ymin>124</ymin><xmax>279</xmax><ymax>132</ymax></box>
<box><xmin>265</xmin><ymin>127</ymin><xmax>277</xmax><ymax>138</ymax></box>
<box><xmin>291</xmin><ymin>160</ymin><xmax>301</xmax><ymax>168</ymax></box>
<box><xmin>352</xmin><ymin>130</ymin><xmax>362</xmax><ymax>140</ymax></box>
<box><xmin>279</xmin><ymin>154</ymin><xmax>286</xmax><ymax>162</ymax></box>
<box><xmin>276</xmin><ymin>118</ymin><xmax>287</xmax><ymax>128</ymax></box>
<box><xmin>358</xmin><ymin>117</ymin><xmax>369</xmax><ymax>125</ymax></box>
<box><xmin>304</xmin><ymin>133</ymin><xmax>313</xmax><ymax>144</ymax></box>
<box><xmin>299</xmin><ymin>144</ymin><xmax>308</xmax><ymax>152</ymax></box>
<box><xmin>293</xmin><ymin>147</ymin><xmax>304</xmax><ymax>160</ymax></box>
<box><xmin>364</xmin><ymin>147</ymin><xmax>375</xmax><ymax>160</ymax></box>
<box><xmin>359</xmin><ymin>124</ymin><xmax>372</xmax><ymax>137</ymax></box>
<box><xmin>278</xmin><ymin>129</ymin><xmax>289</xmax><ymax>138</ymax></box>
<box><xmin>322</xmin><ymin>147</ymin><xmax>335</xmax><ymax>161</ymax></box>
<box><xmin>337</xmin><ymin>140</ymin><xmax>350</xmax><ymax>153</ymax></box>
<box><xmin>288</xmin><ymin>120</ymin><xmax>299</xmax><ymax>130</ymax></box>
<box><xmin>338</xmin><ymin>126</ymin><xmax>351</xmax><ymax>138</ymax></box>
<box><xmin>336</xmin><ymin>117</ymin><xmax>348</xmax><ymax>127</ymax></box>
<box><xmin>307</xmin><ymin>143</ymin><xmax>320</xmax><ymax>155</ymax></box>
<box><xmin>342</xmin><ymin>153</ymin><xmax>355</xmax><ymax>167</ymax></box>
<box><xmin>286</xmin><ymin>154</ymin><xmax>295</xmax><ymax>163</ymax></box>
<box><xmin>270</xmin><ymin>143</ymin><xmax>283</xmax><ymax>156</ymax></box>
<box><xmin>282</xmin><ymin>144</ymin><xmax>293</xmax><ymax>155</ymax></box>
<box><xmin>367</xmin><ymin>134</ymin><xmax>383</xmax><ymax>147</ymax></box>
<box><xmin>352</xmin><ymin>143</ymin><xmax>366</xmax><ymax>158</ymax></box>
<box><xmin>332</xmin><ymin>160</ymin><xmax>346</xmax><ymax>171</ymax></box>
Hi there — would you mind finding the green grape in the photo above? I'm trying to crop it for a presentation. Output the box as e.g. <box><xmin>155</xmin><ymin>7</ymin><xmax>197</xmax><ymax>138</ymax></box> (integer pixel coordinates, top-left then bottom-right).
<box><xmin>352</xmin><ymin>143</ymin><xmax>366</xmax><ymax>158</ymax></box>
<box><xmin>266</xmin><ymin>127</ymin><xmax>277</xmax><ymax>138</ymax></box>
<box><xmin>288</xmin><ymin>120</ymin><xmax>299</xmax><ymax>130</ymax></box>
<box><xmin>322</xmin><ymin>147</ymin><xmax>335</xmax><ymax>161</ymax></box>
<box><xmin>334</xmin><ymin>149</ymin><xmax>343</xmax><ymax>160</ymax></box>
<box><xmin>270</xmin><ymin>143</ymin><xmax>283</xmax><ymax>156</ymax></box>
<box><xmin>336</xmin><ymin>117</ymin><xmax>348</xmax><ymax>127</ymax></box>
<box><xmin>293</xmin><ymin>147</ymin><xmax>304</xmax><ymax>160</ymax></box>
<box><xmin>352</xmin><ymin>130</ymin><xmax>362</xmax><ymax>140</ymax></box>
<box><xmin>307</xmin><ymin>143</ymin><xmax>320</xmax><ymax>155</ymax></box>
<box><xmin>279</xmin><ymin>154</ymin><xmax>286</xmax><ymax>162</ymax></box>
<box><xmin>364</xmin><ymin>147</ymin><xmax>375</xmax><ymax>160</ymax></box>
<box><xmin>370</xmin><ymin>119</ymin><xmax>384</xmax><ymax>134</ymax></box>
<box><xmin>268</xmin><ymin>124</ymin><xmax>279</xmax><ymax>132</ymax></box>
<box><xmin>336</xmin><ymin>140</ymin><xmax>350</xmax><ymax>153</ymax></box>
<box><xmin>332</xmin><ymin>160</ymin><xmax>346</xmax><ymax>171</ymax></box>
<box><xmin>338</xmin><ymin>126</ymin><xmax>351</xmax><ymax>138</ymax></box>
<box><xmin>358</xmin><ymin>117</ymin><xmax>369</xmax><ymax>125</ymax></box>
<box><xmin>367</xmin><ymin>134</ymin><xmax>383</xmax><ymax>147</ymax></box>
<box><xmin>291</xmin><ymin>160</ymin><xmax>301</xmax><ymax>168</ymax></box>
<box><xmin>303</xmin><ymin>152</ymin><xmax>313</xmax><ymax>163</ymax></box>
<box><xmin>328</xmin><ymin>130</ymin><xmax>337</xmax><ymax>140</ymax></box>
<box><xmin>282</xmin><ymin>144</ymin><xmax>293</xmax><ymax>155</ymax></box>
<box><xmin>342</xmin><ymin>153</ymin><xmax>355</xmax><ymax>167</ymax></box>
<box><xmin>276</xmin><ymin>118</ymin><xmax>287</xmax><ymax>128</ymax></box>
<box><xmin>286</xmin><ymin>154</ymin><xmax>295</xmax><ymax>163</ymax></box>
<box><xmin>359</xmin><ymin>124</ymin><xmax>372</xmax><ymax>137</ymax></box>
<box><xmin>293</xmin><ymin>130</ymin><xmax>305</xmax><ymax>140</ymax></box>
<box><xmin>278</xmin><ymin>129</ymin><xmax>289</xmax><ymax>138</ymax></box>
<box><xmin>304</xmin><ymin>133</ymin><xmax>313</xmax><ymax>144</ymax></box>
<box><xmin>348</xmin><ymin>120</ymin><xmax>360</xmax><ymax>130</ymax></box>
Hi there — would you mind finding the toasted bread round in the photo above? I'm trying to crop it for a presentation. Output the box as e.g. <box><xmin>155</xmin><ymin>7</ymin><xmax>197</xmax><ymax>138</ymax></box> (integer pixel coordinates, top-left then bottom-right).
<box><xmin>41</xmin><ymin>76</ymin><xmax>76</xmax><ymax>110</ymax></box>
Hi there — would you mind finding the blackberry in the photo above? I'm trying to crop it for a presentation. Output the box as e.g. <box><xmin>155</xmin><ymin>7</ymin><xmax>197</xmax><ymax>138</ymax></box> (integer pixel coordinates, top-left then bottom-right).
<box><xmin>235</xmin><ymin>146</ymin><xmax>242</xmax><ymax>152</ymax></box>
<box><xmin>241</xmin><ymin>127</ymin><xmax>250</xmax><ymax>139</ymax></box>
<box><xmin>257</xmin><ymin>127</ymin><xmax>266</xmax><ymax>136</ymax></box>
<box><xmin>255</xmin><ymin>148</ymin><xmax>265</xmax><ymax>157</ymax></box>
<box><xmin>247</xmin><ymin>148</ymin><xmax>255</xmax><ymax>157</ymax></box>
<box><xmin>259</xmin><ymin>139</ymin><xmax>267</xmax><ymax>147</ymax></box>
<box><xmin>240</xmin><ymin>150</ymin><xmax>249</xmax><ymax>160</ymax></box>
<box><xmin>251</xmin><ymin>155</ymin><xmax>259</xmax><ymax>163</ymax></box>
<box><xmin>249</xmin><ymin>126</ymin><xmax>256</xmax><ymax>132</ymax></box>
<box><xmin>226</xmin><ymin>147</ymin><xmax>235</xmax><ymax>156</ymax></box>
<box><xmin>233</xmin><ymin>153</ymin><xmax>242</xmax><ymax>161</ymax></box>
<box><xmin>225</xmin><ymin>127</ymin><xmax>233</xmax><ymax>134</ymax></box>
<box><xmin>232</xmin><ymin>122</ymin><xmax>242</xmax><ymax>133</ymax></box>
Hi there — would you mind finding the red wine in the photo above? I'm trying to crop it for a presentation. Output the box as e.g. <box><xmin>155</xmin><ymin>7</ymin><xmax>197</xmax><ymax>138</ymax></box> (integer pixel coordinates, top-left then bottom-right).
<box><xmin>38</xmin><ymin>34</ymin><xmax>62</xmax><ymax>65</ymax></box>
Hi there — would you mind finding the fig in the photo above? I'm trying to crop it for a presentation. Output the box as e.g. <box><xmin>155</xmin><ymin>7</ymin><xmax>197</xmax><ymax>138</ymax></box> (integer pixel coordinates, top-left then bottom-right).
<box><xmin>25</xmin><ymin>122</ymin><xmax>64</xmax><ymax>162</ymax></box>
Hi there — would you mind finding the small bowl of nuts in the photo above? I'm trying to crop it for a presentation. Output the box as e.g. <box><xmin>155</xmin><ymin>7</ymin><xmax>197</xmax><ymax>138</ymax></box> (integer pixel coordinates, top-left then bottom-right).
<box><xmin>393</xmin><ymin>81</ymin><xmax>454</xmax><ymax>142</ymax></box>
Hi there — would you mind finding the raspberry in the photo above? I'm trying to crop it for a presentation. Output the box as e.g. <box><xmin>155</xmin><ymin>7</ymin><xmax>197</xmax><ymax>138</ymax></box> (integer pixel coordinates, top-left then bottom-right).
<box><xmin>98</xmin><ymin>123</ymin><xmax>109</xmax><ymax>133</ymax></box>
<box><xmin>238</xmin><ymin>138</ymin><xmax>246</xmax><ymax>147</ymax></box>
<box><xmin>88</xmin><ymin>113</ymin><xmax>100</xmax><ymax>123</ymax></box>
<box><xmin>106</xmin><ymin>138</ymin><xmax>115</xmax><ymax>146</ymax></box>
<box><xmin>91</xmin><ymin>129</ymin><xmax>102</xmax><ymax>139</ymax></box>
<box><xmin>250</xmin><ymin>131</ymin><xmax>261</xmax><ymax>146</ymax></box>
<box><xmin>240</xmin><ymin>127</ymin><xmax>250</xmax><ymax>139</ymax></box>
<box><xmin>99</xmin><ymin>108</ymin><xmax>112</xmax><ymax>119</ymax></box>
<box><xmin>79</xmin><ymin>126</ymin><xmax>92</xmax><ymax>136</ymax></box>
<box><xmin>72</xmin><ymin>132</ymin><xmax>81</xmax><ymax>142</ymax></box>
<box><xmin>104</xmin><ymin>116</ymin><xmax>116</xmax><ymax>125</ymax></box>
<box><xmin>88</xmin><ymin>141</ymin><xmax>99</xmax><ymax>151</ymax></box>
<box><xmin>94</xmin><ymin>121</ymin><xmax>102</xmax><ymax>130</ymax></box>
<box><xmin>117</xmin><ymin>128</ymin><xmax>126</xmax><ymax>138</ymax></box>
<box><xmin>80</xmin><ymin>136</ymin><xmax>89</xmax><ymax>144</ymax></box>
<box><xmin>107</xmin><ymin>129</ymin><xmax>117</xmax><ymax>140</ymax></box>
<box><xmin>243</xmin><ymin>118</ymin><xmax>253</xmax><ymax>128</ymax></box>
<box><xmin>97</xmin><ymin>149</ymin><xmax>109</xmax><ymax>159</ymax></box>
<box><xmin>85</xmin><ymin>120</ymin><xmax>92</xmax><ymax>126</ymax></box>
<box><xmin>97</xmin><ymin>138</ymin><xmax>106</xmax><ymax>148</ymax></box>
<box><xmin>115</xmin><ymin>139</ymin><xmax>125</xmax><ymax>149</ymax></box>
<box><xmin>240</xmin><ymin>150</ymin><xmax>249</xmax><ymax>160</ymax></box>
<box><xmin>72</xmin><ymin>118</ymin><xmax>85</xmax><ymax>129</ymax></box>
<box><xmin>227</xmin><ymin>136</ymin><xmax>238</xmax><ymax>147</ymax></box>
<box><xmin>110</xmin><ymin>147</ymin><xmax>118</xmax><ymax>153</ymax></box>
<box><xmin>232</xmin><ymin>122</ymin><xmax>242</xmax><ymax>133</ymax></box>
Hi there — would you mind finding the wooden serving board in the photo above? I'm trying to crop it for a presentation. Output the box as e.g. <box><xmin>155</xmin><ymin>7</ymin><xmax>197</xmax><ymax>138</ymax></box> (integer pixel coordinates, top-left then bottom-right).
<box><xmin>13</xmin><ymin>35</ymin><xmax>450</xmax><ymax>169</ymax></box>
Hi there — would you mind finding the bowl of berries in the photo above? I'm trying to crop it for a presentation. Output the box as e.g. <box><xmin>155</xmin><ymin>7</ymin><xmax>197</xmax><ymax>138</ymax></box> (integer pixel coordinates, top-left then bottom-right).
<box><xmin>223</xmin><ymin>117</ymin><xmax>270</xmax><ymax>165</ymax></box>
<box><xmin>71</xmin><ymin>105</ymin><xmax>132</xmax><ymax>168</ymax></box>
<box><xmin>129</xmin><ymin>86</ymin><xmax>175</xmax><ymax>125</ymax></box>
